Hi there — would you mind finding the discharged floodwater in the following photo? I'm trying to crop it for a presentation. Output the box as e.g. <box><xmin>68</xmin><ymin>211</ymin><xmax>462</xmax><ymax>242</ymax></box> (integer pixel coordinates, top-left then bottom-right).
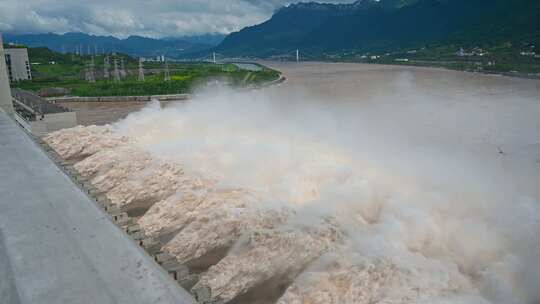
<box><xmin>49</xmin><ymin>62</ymin><xmax>540</xmax><ymax>304</ymax></box>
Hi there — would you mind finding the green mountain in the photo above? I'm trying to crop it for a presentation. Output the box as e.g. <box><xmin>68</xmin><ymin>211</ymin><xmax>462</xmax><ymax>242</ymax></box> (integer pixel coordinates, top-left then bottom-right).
<box><xmin>215</xmin><ymin>0</ymin><xmax>540</xmax><ymax>57</ymax></box>
<box><xmin>4</xmin><ymin>32</ymin><xmax>218</xmax><ymax>59</ymax></box>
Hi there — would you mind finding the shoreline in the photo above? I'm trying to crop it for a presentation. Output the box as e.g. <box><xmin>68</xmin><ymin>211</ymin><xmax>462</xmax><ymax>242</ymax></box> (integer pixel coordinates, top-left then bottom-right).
<box><xmin>259</xmin><ymin>60</ymin><xmax>540</xmax><ymax>82</ymax></box>
<box><xmin>46</xmin><ymin>63</ymin><xmax>284</xmax><ymax>102</ymax></box>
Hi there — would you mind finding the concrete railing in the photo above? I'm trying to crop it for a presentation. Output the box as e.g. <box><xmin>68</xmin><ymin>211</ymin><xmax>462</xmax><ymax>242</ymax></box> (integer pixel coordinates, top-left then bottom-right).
<box><xmin>49</xmin><ymin>94</ymin><xmax>191</xmax><ymax>103</ymax></box>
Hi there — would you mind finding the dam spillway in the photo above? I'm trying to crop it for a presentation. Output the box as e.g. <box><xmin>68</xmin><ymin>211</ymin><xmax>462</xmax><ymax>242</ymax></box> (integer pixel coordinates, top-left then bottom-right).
<box><xmin>3</xmin><ymin>62</ymin><xmax>540</xmax><ymax>304</ymax></box>
<box><xmin>0</xmin><ymin>110</ymin><xmax>195</xmax><ymax>304</ymax></box>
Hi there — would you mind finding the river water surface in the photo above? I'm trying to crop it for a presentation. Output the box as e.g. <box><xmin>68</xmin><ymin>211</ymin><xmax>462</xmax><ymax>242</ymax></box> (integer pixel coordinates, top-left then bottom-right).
<box><xmin>53</xmin><ymin>62</ymin><xmax>540</xmax><ymax>303</ymax></box>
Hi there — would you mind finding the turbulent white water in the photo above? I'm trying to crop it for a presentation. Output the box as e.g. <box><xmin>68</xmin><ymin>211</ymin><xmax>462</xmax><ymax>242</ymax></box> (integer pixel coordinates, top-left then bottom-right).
<box><xmin>45</xmin><ymin>65</ymin><xmax>540</xmax><ymax>304</ymax></box>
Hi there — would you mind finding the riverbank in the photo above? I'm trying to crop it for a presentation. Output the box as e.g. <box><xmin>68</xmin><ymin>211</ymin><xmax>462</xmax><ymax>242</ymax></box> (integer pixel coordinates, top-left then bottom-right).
<box><xmin>12</xmin><ymin>61</ymin><xmax>281</xmax><ymax>98</ymax></box>
<box><xmin>311</xmin><ymin>55</ymin><xmax>540</xmax><ymax>80</ymax></box>
<box><xmin>379</xmin><ymin>59</ymin><xmax>540</xmax><ymax>80</ymax></box>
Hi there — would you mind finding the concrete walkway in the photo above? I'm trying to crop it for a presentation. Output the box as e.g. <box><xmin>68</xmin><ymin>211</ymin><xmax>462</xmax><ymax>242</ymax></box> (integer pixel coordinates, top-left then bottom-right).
<box><xmin>0</xmin><ymin>110</ymin><xmax>196</xmax><ymax>304</ymax></box>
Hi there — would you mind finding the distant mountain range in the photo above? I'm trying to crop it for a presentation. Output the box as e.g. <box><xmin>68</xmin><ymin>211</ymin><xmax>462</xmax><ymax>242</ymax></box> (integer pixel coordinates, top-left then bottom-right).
<box><xmin>215</xmin><ymin>0</ymin><xmax>540</xmax><ymax>57</ymax></box>
<box><xmin>4</xmin><ymin>0</ymin><xmax>539</xmax><ymax>60</ymax></box>
<box><xmin>3</xmin><ymin>32</ymin><xmax>225</xmax><ymax>59</ymax></box>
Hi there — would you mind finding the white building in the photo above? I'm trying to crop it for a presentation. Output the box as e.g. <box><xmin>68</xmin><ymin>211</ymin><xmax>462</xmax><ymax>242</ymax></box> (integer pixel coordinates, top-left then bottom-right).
<box><xmin>0</xmin><ymin>34</ymin><xmax>14</xmax><ymax>114</ymax></box>
<box><xmin>4</xmin><ymin>47</ymin><xmax>32</xmax><ymax>82</ymax></box>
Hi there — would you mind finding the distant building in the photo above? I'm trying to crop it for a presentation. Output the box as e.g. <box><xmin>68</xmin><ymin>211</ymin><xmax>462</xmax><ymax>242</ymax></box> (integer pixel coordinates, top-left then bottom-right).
<box><xmin>520</xmin><ymin>51</ymin><xmax>536</xmax><ymax>56</ymax></box>
<box><xmin>472</xmin><ymin>47</ymin><xmax>487</xmax><ymax>56</ymax></box>
<box><xmin>4</xmin><ymin>48</ymin><xmax>32</xmax><ymax>82</ymax></box>
<box><xmin>456</xmin><ymin>47</ymin><xmax>486</xmax><ymax>57</ymax></box>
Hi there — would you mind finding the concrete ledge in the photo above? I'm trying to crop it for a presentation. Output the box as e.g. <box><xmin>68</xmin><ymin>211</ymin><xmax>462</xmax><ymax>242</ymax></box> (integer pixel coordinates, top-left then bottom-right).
<box><xmin>0</xmin><ymin>231</ymin><xmax>21</xmax><ymax>304</ymax></box>
<box><xmin>49</xmin><ymin>94</ymin><xmax>190</xmax><ymax>103</ymax></box>
<box><xmin>0</xmin><ymin>111</ymin><xmax>196</xmax><ymax>304</ymax></box>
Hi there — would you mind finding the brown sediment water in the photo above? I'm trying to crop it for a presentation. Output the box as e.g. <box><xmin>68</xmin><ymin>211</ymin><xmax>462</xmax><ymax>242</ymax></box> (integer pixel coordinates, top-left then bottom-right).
<box><xmin>192</xmin><ymin>219</ymin><xmax>343</xmax><ymax>303</ymax></box>
<box><xmin>75</xmin><ymin>146</ymin><xmax>153</xmax><ymax>193</ymax></box>
<box><xmin>276</xmin><ymin>251</ymin><xmax>476</xmax><ymax>304</ymax></box>
<box><xmin>43</xmin><ymin>125</ymin><xmax>130</xmax><ymax>162</ymax></box>
<box><xmin>163</xmin><ymin>199</ymin><xmax>292</xmax><ymax>270</ymax></box>
<box><xmin>57</xmin><ymin>101</ymin><xmax>147</xmax><ymax>126</ymax></box>
<box><xmin>43</xmin><ymin>62</ymin><xmax>540</xmax><ymax>304</ymax></box>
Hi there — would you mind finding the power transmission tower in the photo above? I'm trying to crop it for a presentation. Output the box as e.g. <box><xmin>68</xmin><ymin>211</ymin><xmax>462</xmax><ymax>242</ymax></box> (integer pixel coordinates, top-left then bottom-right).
<box><xmin>103</xmin><ymin>56</ymin><xmax>110</xmax><ymax>79</ymax></box>
<box><xmin>120</xmin><ymin>57</ymin><xmax>127</xmax><ymax>78</ymax></box>
<box><xmin>213</xmin><ymin>52</ymin><xmax>216</xmax><ymax>64</ymax></box>
<box><xmin>164</xmin><ymin>60</ymin><xmax>171</xmax><ymax>81</ymax></box>
<box><xmin>85</xmin><ymin>56</ymin><xmax>96</xmax><ymax>83</ymax></box>
<box><xmin>113</xmin><ymin>57</ymin><xmax>121</xmax><ymax>82</ymax></box>
<box><xmin>138</xmin><ymin>58</ymin><xmax>145</xmax><ymax>81</ymax></box>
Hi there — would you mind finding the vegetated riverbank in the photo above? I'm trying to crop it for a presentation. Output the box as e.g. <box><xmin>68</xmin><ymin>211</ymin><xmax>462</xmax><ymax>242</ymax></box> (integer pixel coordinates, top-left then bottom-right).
<box><xmin>371</xmin><ymin>59</ymin><xmax>540</xmax><ymax>80</ymax></box>
<box><xmin>316</xmin><ymin>44</ymin><xmax>540</xmax><ymax>80</ymax></box>
<box><xmin>274</xmin><ymin>57</ymin><xmax>540</xmax><ymax>80</ymax></box>
<box><xmin>9</xmin><ymin>47</ymin><xmax>281</xmax><ymax>97</ymax></box>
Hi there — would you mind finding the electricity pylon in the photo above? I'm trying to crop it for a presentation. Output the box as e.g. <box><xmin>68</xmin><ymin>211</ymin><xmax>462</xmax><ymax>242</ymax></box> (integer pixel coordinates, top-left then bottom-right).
<box><xmin>103</xmin><ymin>56</ymin><xmax>110</xmax><ymax>79</ymax></box>
<box><xmin>113</xmin><ymin>57</ymin><xmax>121</xmax><ymax>82</ymax></box>
<box><xmin>138</xmin><ymin>58</ymin><xmax>145</xmax><ymax>82</ymax></box>
<box><xmin>164</xmin><ymin>59</ymin><xmax>171</xmax><ymax>81</ymax></box>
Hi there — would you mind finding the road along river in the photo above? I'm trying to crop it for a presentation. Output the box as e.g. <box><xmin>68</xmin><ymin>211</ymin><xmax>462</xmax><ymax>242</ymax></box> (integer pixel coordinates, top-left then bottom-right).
<box><xmin>44</xmin><ymin>62</ymin><xmax>540</xmax><ymax>304</ymax></box>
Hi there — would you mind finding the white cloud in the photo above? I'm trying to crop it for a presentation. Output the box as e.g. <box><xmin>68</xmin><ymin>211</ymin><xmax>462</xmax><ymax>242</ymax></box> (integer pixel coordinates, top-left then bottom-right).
<box><xmin>0</xmin><ymin>0</ymin><xmax>354</xmax><ymax>38</ymax></box>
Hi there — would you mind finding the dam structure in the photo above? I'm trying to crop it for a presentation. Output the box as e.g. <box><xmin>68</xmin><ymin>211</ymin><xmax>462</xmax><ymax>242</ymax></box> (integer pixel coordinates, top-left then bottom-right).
<box><xmin>0</xmin><ymin>33</ymin><xmax>196</xmax><ymax>304</ymax></box>
<box><xmin>0</xmin><ymin>110</ymin><xmax>197</xmax><ymax>304</ymax></box>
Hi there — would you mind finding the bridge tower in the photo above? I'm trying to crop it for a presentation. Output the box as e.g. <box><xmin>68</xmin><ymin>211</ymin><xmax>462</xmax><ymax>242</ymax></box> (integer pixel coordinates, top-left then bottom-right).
<box><xmin>296</xmin><ymin>49</ymin><xmax>299</xmax><ymax>62</ymax></box>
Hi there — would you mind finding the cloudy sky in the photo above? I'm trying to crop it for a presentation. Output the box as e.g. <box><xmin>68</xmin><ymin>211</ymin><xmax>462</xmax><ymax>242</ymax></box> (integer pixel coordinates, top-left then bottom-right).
<box><xmin>0</xmin><ymin>0</ymin><xmax>353</xmax><ymax>38</ymax></box>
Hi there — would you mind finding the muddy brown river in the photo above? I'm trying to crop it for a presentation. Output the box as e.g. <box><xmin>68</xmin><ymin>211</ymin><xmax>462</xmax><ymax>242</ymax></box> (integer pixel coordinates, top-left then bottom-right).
<box><xmin>48</xmin><ymin>62</ymin><xmax>540</xmax><ymax>304</ymax></box>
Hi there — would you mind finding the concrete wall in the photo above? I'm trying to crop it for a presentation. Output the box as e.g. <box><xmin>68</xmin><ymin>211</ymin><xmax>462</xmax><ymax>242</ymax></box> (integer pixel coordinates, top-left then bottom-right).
<box><xmin>0</xmin><ymin>231</ymin><xmax>21</xmax><ymax>304</ymax></box>
<box><xmin>0</xmin><ymin>110</ymin><xmax>197</xmax><ymax>304</ymax></box>
<box><xmin>50</xmin><ymin>94</ymin><xmax>190</xmax><ymax>103</ymax></box>
<box><xmin>0</xmin><ymin>34</ymin><xmax>14</xmax><ymax>114</ymax></box>
<box><xmin>4</xmin><ymin>48</ymin><xmax>31</xmax><ymax>82</ymax></box>
<box><xmin>41</xmin><ymin>111</ymin><xmax>78</xmax><ymax>134</ymax></box>
<box><xmin>14</xmin><ymin>111</ymin><xmax>78</xmax><ymax>136</ymax></box>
